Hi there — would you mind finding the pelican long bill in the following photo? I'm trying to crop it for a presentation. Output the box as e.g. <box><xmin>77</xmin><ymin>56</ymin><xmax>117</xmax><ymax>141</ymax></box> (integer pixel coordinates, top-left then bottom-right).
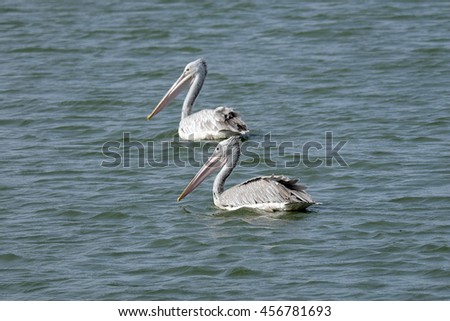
<box><xmin>177</xmin><ymin>153</ymin><xmax>226</xmax><ymax>202</ymax></box>
<box><xmin>146</xmin><ymin>70</ymin><xmax>192</xmax><ymax>120</ymax></box>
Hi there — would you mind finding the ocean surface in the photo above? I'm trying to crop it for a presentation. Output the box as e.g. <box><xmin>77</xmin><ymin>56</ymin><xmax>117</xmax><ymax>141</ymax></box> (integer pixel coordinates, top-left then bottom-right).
<box><xmin>1</xmin><ymin>0</ymin><xmax>449</xmax><ymax>300</ymax></box>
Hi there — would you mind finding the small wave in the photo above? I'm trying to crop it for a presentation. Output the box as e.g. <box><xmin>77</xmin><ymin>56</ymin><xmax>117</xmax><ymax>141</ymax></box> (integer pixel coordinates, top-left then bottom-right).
<box><xmin>225</xmin><ymin>266</ymin><xmax>265</xmax><ymax>278</ymax></box>
<box><xmin>389</xmin><ymin>195</ymin><xmax>449</xmax><ymax>203</ymax></box>
<box><xmin>0</xmin><ymin>253</ymin><xmax>23</xmax><ymax>262</ymax></box>
<box><xmin>162</xmin><ymin>265</ymin><xmax>222</xmax><ymax>277</ymax></box>
<box><xmin>90</xmin><ymin>211</ymin><xmax>129</xmax><ymax>220</ymax></box>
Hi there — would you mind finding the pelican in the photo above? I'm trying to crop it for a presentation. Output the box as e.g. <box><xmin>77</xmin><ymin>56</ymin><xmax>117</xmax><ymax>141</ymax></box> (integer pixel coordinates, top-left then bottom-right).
<box><xmin>146</xmin><ymin>58</ymin><xmax>249</xmax><ymax>141</ymax></box>
<box><xmin>177</xmin><ymin>136</ymin><xmax>316</xmax><ymax>212</ymax></box>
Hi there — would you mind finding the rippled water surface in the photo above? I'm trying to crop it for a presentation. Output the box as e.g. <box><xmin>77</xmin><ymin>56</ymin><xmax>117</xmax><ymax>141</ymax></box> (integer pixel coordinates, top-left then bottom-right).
<box><xmin>1</xmin><ymin>1</ymin><xmax>450</xmax><ymax>300</ymax></box>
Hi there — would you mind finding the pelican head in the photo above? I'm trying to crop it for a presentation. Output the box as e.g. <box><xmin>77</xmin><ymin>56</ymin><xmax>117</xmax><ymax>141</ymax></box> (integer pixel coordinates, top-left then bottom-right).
<box><xmin>147</xmin><ymin>58</ymin><xmax>208</xmax><ymax>120</ymax></box>
<box><xmin>177</xmin><ymin>136</ymin><xmax>240</xmax><ymax>202</ymax></box>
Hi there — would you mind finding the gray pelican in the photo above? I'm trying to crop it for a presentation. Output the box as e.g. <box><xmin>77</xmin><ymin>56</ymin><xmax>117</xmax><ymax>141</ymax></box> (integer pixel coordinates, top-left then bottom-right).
<box><xmin>177</xmin><ymin>136</ymin><xmax>316</xmax><ymax>211</ymax></box>
<box><xmin>146</xmin><ymin>59</ymin><xmax>249</xmax><ymax>141</ymax></box>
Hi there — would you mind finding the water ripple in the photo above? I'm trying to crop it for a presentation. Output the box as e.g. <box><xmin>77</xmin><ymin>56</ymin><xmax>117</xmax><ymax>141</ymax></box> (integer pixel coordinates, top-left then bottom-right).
<box><xmin>1</xmin><ymin>0</ymin><xmax>449</xmax><ymax>301</ymax></box>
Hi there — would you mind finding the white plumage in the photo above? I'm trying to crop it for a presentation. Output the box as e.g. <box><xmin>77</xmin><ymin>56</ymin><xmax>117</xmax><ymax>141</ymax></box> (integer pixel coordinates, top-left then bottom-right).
<box><xmin>217</xmin><ymin>175</ymin><xmax>315</xmax><ymax>211</ymax></box>
<box><xmin>178</xmin><ymin>107</ymin><xmax>248</xmax><ymax>140</ymax></box>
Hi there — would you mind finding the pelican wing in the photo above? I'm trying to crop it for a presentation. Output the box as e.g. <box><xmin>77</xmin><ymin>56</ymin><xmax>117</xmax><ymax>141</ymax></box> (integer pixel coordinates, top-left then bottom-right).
<box><xmin>217</xmin><ymin>175</ymin><xmax>315</xmax><ymax>211</ymax></box>
<box><xmin>213</xmin><ymin>106</ymin><xmax>248</xmax><ymax>133</ymax></box>
<box><xmin>179</xmin><ymin>107</ymin><xmax>248</xmax><ymax>140</ymax></box>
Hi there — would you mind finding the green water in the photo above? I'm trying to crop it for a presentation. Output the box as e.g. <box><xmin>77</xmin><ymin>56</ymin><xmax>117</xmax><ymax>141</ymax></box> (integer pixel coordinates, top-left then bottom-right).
<box><xmin>1</xmin><ymin>1</ymin><xmax>449</xmax><ymax>300</ymax></box>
